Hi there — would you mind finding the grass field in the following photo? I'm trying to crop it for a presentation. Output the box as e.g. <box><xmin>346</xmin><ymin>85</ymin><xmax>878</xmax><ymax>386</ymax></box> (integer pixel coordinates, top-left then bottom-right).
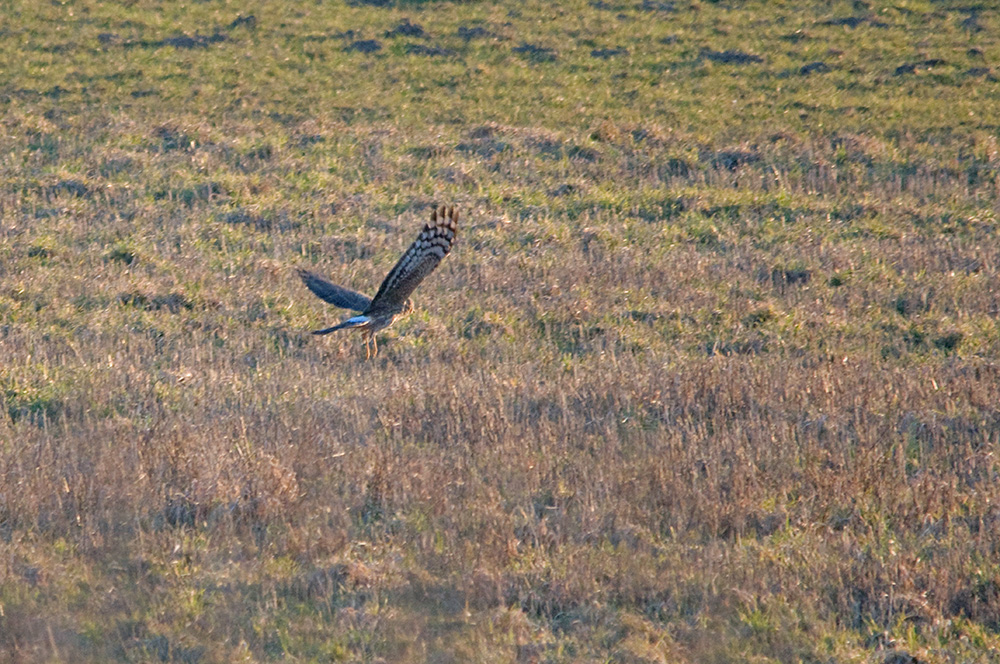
<box><xmin>2</xmin><ymin>0</ymin><xmax>1000</xmax><ymax>661</ymax></box>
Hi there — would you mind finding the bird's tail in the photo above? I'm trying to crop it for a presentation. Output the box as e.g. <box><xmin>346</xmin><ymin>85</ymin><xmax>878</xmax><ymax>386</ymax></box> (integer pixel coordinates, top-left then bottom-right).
<box><xmin>312</xmin><ymin>315</ymin><xmax>369</xmax><ymax>335</ymax></box>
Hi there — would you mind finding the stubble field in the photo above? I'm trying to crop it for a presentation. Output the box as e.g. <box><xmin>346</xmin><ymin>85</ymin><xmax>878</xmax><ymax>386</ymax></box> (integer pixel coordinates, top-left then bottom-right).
<box><xmin>2</xmin><ymin>1</ymin><xmax>1000</xmax><ymax>661</ymax></box>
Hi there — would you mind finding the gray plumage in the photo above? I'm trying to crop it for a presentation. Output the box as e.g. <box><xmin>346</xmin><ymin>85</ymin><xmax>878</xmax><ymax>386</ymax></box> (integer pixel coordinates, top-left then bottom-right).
<box><xmin>299</xmin><ymin>205</ymin><xmax>458</xmax><ymax>357</ymax></box>
<box><xmin>297</xmin><ymin>270</ymin><xmax>371</xmax><ymax>312</ymax></box>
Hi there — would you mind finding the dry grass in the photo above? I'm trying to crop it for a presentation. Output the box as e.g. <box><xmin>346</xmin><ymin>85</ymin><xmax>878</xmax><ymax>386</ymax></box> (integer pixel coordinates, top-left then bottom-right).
<box><xmin>2</xmin><ymin>0</ymin><xmax>1000</xmax><ymax>661</ymax></box>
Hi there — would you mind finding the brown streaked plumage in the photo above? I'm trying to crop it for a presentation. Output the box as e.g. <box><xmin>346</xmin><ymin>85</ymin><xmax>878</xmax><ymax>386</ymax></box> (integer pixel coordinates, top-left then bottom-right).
<box><xmin>299</xmin><ymin>205</ymin><xmax>458</xmax><ymax>358</ymax></box>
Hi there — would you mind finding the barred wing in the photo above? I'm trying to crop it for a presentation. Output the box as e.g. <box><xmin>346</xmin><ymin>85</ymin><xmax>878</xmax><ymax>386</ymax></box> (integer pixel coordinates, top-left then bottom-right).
<box><xmin>298</xmin><ymin>269</ymin><xmax>372</xmax><ymax>312</ymax></box>
<box><xmin>367</xmin><ymin>206</ymin><xmax>458</xmax><ymax>312</ymax></box>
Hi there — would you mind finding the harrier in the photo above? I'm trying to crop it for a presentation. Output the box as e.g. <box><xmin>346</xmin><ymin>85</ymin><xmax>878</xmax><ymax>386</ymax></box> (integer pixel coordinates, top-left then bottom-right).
<box><xmin>298</xmin><ymin>205</ymin><xmax>458</xmax><ymax>358</ymax></box>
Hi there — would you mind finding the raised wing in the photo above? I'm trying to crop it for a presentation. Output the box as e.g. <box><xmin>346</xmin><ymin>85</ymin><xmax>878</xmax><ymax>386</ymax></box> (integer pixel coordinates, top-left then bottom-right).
<box><xmin>367</xmin><ymin>206</ymin><xmax>458</xmax><ymax>312</ymax></box>
<box><xmin>298</xmin><ymin>269</ymin><xmax>372</xmax><ymax>312</ymax></box>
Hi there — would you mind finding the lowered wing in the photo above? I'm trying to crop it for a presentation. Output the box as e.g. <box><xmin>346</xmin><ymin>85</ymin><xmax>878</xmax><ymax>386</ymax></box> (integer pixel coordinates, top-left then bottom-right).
<box><xmin>297</xmin><ymin>269</ymin><xmax>372</xmax><ymax>312</ymax></box>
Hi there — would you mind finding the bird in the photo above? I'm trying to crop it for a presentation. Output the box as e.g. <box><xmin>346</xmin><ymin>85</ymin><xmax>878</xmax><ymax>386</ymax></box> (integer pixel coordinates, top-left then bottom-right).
<box><xmin>298</xmin><ymin>205</ymin><xmax>458</xmax><ymax>358</ymax></box>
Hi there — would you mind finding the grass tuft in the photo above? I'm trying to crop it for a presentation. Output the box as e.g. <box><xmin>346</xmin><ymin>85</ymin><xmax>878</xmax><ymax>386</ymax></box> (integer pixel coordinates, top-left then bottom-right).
<box><xmin>2</xmin><ymin>0</ymin><xmax>1000</xmax><ymax>661</ymax></box>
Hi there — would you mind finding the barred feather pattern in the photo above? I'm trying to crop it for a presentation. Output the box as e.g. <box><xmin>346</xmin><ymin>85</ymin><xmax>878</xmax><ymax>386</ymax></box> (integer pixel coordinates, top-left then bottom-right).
<box><xmin>299</xmin><ymin>205</ymin><xmax>458</xmax><ymax>357</ymax></box>
<box><xmin>366</xmin><ymin>205</ymin><xmax>458</xmax><ymax>314</ymax></box>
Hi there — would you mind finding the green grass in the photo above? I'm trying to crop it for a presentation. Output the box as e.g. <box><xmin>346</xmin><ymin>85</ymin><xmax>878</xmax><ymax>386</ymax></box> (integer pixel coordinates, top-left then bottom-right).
<box><xmin>2</xmin><ymin>0</ymin><xmax>1000</xmax><ymax>661</ymax></box>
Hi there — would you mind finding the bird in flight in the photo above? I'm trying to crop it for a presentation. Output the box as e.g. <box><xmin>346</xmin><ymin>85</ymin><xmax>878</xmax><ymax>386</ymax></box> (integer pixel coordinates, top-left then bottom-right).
<box><xmin>298</xmin><ymin>205</ymin><xmax>458</xmax><ymax>358</ymax></box>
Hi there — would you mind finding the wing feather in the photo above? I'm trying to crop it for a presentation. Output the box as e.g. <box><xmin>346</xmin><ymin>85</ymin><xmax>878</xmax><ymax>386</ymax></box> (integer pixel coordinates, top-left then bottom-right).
<box><xmin>298</xmin><ymin>269</ymin><xmax>372</xmax><ymax>312</ymax></box>
<box><xmin>366</xmin><ymin>206</ymin><xmax>458</xmax><ymax>312</ymax></box>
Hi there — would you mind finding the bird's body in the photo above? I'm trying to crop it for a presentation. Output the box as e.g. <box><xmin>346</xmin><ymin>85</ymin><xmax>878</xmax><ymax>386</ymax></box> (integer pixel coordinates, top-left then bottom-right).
<box><xmin>299</xmin><ymin>206</ymin><xmax>458</xmax><ymax>358</ymax></box>
<box><xmin>309</xmin><ymin>301</ymin><xmax>414</xmax><ymax>358</ymax></box>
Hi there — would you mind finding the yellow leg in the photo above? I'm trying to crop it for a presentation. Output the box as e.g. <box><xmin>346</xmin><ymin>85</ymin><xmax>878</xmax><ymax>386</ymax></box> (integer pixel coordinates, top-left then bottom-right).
<box><xmin>364</xmin><ymin>332</ymin><xmax>371</xmax><ymax>359</ymax></box>
<box><xmin>371</xmin><ymin>335</ymin><xmax>378</xmax><ymax>358</ymax></box>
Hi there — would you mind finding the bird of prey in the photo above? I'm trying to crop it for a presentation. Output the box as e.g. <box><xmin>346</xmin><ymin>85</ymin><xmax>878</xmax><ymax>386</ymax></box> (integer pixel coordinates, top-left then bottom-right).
<box><xmin>298</xmin><ymin>205</ymin><xmax>458</xmax><ymax>358</ymax></box>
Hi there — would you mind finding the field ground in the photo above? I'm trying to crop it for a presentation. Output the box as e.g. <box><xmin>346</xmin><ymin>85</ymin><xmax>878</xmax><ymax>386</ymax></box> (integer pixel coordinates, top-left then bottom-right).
<box><xmin>2</xmin><ymin>0</ymin><xmax>1000</xmax><ymax>661</ymax></box>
